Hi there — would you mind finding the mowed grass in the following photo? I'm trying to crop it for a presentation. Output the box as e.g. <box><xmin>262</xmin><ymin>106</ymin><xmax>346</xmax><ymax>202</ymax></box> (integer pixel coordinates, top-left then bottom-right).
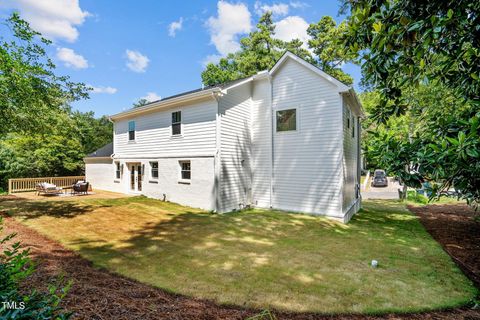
<box><xmin>0</xmin><ymin>196</ymin><xmax>476</xmax><ymax>314</ymax></box>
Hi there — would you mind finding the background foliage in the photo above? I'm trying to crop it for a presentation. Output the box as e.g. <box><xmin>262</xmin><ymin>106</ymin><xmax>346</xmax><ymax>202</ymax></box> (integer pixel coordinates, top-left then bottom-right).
<box><xmin>0</xmin><ymin>14</ymin><xmax>112</xmax><ymax>191</ymax></box>
<box><xmin>345</xmin><ymin>0</ymin><xmax>479</xmax><ymax>206</ymax></box>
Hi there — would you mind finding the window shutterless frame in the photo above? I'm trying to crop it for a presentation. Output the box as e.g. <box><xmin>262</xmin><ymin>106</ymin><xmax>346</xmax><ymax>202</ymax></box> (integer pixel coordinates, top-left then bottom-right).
<box><xmin>172</xmin><ymin>111</ymin><xmax>181</xmax><ymax>135</ymax></box>
<box><xmin>179</xmin><ymin>160</ymin><xmax>191</xmax><ymax>180</ymax></box>
<box><xmin>128</xmin><ymin>121</ymin><xmax>135</xmax><ymax>141</ymax></box>
<box><xmin>150</xmin><ymin>161</ymin><xmax>159</xmax><ymax>179</ymax></box>
<box><xmin>115</xmin><ymin>162</ymin><xmax>121</xmax><ymax>179</ymax></box>
<box><xmin>276</xmin><ymin>108</ymin><xmax>297</xmax><ymax>132</ymax></box>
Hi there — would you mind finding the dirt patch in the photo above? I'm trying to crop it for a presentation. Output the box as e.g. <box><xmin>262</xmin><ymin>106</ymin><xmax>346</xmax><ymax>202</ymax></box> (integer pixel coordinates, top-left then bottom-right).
<box><xmin>1</xmin><ymin>210</ymin><xmax>479</xmax><ymax>319</ymax></box>
<box><xmin>409</xmin><ymin>203</ymin><xmax>480</xmax><ymax>289</ymax></box>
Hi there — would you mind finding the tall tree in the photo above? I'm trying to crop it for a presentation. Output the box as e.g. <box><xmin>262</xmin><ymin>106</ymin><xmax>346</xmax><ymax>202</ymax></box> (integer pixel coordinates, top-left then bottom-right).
<box><xmin>201</xmin><ymin>12</ymin><xmax>313</xmax><ymax>86</ymax></box>
<box><xmin>133</xmin><ymin>99</ymin><xmax>150</xmax><ymax>108</ymax></box>
<box><xmin>0</xmin><ymin>14</ymin><xmax>111</xmax><ymax>190</ymax></box>
<box><xmin>343</xmin><ymin>0</ymin><xmax>479</xmax><ymax>109</ymax></box>
<box><xmin>344</xmin><ymin>0</ymin><xmax>480</xmax><ymax>206</ymax></box>
<box><xmin>0</xmin><ymin>13</ymin><xmax>89</xmax><ymax>136</ymax></box>
<box><xmin>307</xmin><ymin>16</ymin><xmax>355</xmax><ymax>85</ymax></box>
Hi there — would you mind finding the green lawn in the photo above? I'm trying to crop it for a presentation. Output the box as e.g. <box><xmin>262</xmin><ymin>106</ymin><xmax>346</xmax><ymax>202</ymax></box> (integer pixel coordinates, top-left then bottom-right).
<box><xmin>0</xmin><ymin>196</ymin><xmax>476</xmax><ymax>314</ymax></box>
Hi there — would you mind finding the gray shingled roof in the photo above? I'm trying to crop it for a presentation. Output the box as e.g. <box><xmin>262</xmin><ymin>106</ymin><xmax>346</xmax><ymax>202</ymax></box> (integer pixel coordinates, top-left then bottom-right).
<box><xmin>131</xmin><ymin>76</ymin><xmax>253</xmax><ymax>109</ymax></box>
<box><xmin>86</xmin><ymin>142</ymin><xmax>113</xmax><ymax>158</ymax></box>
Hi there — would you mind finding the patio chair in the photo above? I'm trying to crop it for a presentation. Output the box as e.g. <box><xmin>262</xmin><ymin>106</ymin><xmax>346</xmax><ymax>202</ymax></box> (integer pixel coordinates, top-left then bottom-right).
<box><xmin>36</xmin><ymin>182</ymin><xmax>63</xmax><ymax>196</ymax></box>
<box><xmin>72</xmin><ymin>181</ymin><xmax>89</xmax><ymax>195</ymax></box>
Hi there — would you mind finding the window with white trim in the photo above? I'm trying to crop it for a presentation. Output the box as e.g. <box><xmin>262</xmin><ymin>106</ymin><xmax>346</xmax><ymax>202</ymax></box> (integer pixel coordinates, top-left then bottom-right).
<box><xmin>179</xmin><ymin>161</ymin><xmax>191</xmax><ymax>180</ymax></box>
<box><xmin>128</xmin><ymin>121</ymin><xmax>135</xmax><ymax>141</ymax></box>
<box><xmin>150</xmin><ymin>161</ymin><xmax>158</xmax><ymax>179</ymax></box>
<box><xmin>352</xmin><ymin>116</ymin><xmax>355</xmax><ymax>138</ymax></box>
<box><xmin>115</xmin><ymin>162</ymin><xmax>121</xmax><ymax>179</ymax></box>
<box><xmin>172</xmin><ymin>111</ymin><xmax>181</xmax><ymax>135</ymax></box>
<box><xmin>276</xmin><ymin>109</ymin><xmax>297</xmax><ymax>132</ymax></box>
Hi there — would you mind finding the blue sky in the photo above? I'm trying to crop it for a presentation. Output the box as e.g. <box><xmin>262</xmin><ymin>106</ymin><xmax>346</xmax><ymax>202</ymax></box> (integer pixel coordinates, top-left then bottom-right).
<box><xmin>1</xmin><ymin>0</ymin><xmax>361</xmax><ymax>117</ymax></box>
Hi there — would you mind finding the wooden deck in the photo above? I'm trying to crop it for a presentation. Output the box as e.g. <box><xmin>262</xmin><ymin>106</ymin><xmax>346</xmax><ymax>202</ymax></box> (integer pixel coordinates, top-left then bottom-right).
<box><xmin>10</xmin><ymin>189</ymin><xmax>131</xmax><ymax>201</ymax></box>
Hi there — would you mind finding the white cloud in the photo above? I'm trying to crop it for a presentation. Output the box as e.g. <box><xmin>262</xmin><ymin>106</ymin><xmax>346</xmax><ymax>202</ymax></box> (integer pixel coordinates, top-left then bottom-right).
<box><xmin>56</xmin><ymin>47</ymin><xmax>88</xmax><ymax>69</ymax></box>
<box><xmin>125</xmin><ymin>50</ymin><xmax>149</xmax><ymax>73</ymax></box>
<box><xmin>275</xmin><ymin>16</ymin><xmax>310</xmax><ymax>46</ymax></box>
<box><xmin>202</xmin><ymin>54</ymin><xmax>222</xmax><ymax>66</ymax></box>
<box><xmin>206</xmin><ymin>1</ymin><xmax>252</xmax><ymax>56</ymax></box>
<box><xmin>168</xmin><ymin>17</ymin><xmax>183</xmax><ymax>37</ymax></box>
<box><xmin>254</xmin><ymin>2</ymin><xmax>289</xmax><ymax>17</ymax></box>
<box><xmin>142</xmin><ymin>92</ymin><xmax>161</xmax><ymax>102</ymax></box>
<box><xmin>2</xmin><ymin>0</ymin><xmax>90</xmax><ymax>42</ymax></box>
<box><xmin>289</xmin><ymin>1</ymin><xmax>309</xmax><ymax>9</ymax></box>
<box><xmin>89</xmin><ymin>85</ymin><xmax>117</xmax><ymax>94</ymax></box>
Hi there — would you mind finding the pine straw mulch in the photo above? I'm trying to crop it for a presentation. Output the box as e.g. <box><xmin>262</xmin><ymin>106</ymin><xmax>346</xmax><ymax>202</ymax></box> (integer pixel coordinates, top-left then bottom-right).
<box><xmin>0</xmin><ymin>204</ymin><xmax>479</xmax><ymax>319</ymax></box>
<box><xmin>408</xmin><ymin>203</ymin><xmax>480</xmax><ymax>289</ymax></box>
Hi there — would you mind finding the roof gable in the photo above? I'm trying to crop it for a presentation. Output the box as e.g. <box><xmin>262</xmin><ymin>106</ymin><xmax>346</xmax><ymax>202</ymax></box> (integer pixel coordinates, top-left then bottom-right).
<box><xmin>269</xmin><ymin>51</ymin><xmax>350</xmax><ymax>92</ymax></box>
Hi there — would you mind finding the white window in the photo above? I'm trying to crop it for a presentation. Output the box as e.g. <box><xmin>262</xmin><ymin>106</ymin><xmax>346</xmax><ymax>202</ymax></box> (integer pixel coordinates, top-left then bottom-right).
<box><xmin>179</xmin><ymin>161</ymin><xmax>191</xmax><ymax>180</ymax></box>
<box><xmin>150</xmin><ymin>161</ymin><xmax>158</xmax><ymax>179</ymax></box>
<box><xmin>352</xmin><ymin>116</ymin><xmax>355</xmax><ymax>138</ymax></box>
<box><xmin>128</xmin><ymin>121</ymin><xmax>135</xmax><ymax>141</ymax></box>
<box><xmin>172</xmin><ymin>111</ymin><xmax>181</xmax><ymax>135</ymax></box>
<box><xmin>346</xmin><ymin>109</ymin><xmax>351</xmax><ymax>128</ymax></box>
<box><xmin>115</xmin><ymin>162</ymin><xmax>121</xmax><ymax>179</ymax></box>
<box><xmin>276</xmin><ymin>109</ymin><xmax>297</xmax><ymax>132</ymax></box>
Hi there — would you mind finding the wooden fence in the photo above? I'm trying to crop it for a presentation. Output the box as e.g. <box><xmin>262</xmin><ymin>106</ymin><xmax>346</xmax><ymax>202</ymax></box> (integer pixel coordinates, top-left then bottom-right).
<box><xmin>8</xmin><ymin>176</ymin><xmax>85</xmax><ymax>194</ymax></box>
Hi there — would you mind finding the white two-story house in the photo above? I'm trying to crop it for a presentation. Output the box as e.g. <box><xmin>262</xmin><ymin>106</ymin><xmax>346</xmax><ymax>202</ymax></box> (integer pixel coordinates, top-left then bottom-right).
<box><xmin>84</xmin><ymin>52</ymin><xmax>364</xmax><ymax>222</ymax></box>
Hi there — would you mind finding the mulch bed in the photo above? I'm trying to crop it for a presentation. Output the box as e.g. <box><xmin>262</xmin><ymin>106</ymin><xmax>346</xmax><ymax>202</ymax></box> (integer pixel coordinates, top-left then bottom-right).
<box><xmin>409</xmin><ymin>203</ymin><xmax>480</xmax><ymax>289</ymax></box>
<box><xmin>1</xmin><ymin>201</ymin><xmax>479</xmax><ymax>319</ymax></box>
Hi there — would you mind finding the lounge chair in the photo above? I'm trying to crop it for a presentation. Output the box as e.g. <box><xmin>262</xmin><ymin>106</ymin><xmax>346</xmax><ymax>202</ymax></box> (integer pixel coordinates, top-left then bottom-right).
<box><xmin>36</xmin><ymin>182</ymin><xmax>63</xmax><ymax>196</ymax></box>
<box><xmin>72</xmin><ymin>181</ymin><xmax>89</xmax><ymax>195</ymax></box>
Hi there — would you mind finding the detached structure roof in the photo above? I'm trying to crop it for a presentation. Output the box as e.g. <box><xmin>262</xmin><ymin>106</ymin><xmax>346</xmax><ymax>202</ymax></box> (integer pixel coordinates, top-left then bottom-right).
<box><xmin>86</xmin><ymin>142</ymin><xmax>113</xmax><ymax>158</ymax></box>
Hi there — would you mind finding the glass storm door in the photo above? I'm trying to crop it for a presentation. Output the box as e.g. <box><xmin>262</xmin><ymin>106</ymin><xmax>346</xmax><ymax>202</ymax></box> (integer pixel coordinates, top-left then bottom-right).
<box><xmin>129</xmin><ymin>164</ymin><xmax>142</xmax><ymax>192</ymax></box>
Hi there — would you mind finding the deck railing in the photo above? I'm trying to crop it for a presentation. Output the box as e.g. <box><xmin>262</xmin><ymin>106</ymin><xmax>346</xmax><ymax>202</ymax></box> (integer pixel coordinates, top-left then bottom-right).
<box><xmin>8</xmin><ymin>176</ymin><xmax>85</xmax><ymax>194</ymax></box>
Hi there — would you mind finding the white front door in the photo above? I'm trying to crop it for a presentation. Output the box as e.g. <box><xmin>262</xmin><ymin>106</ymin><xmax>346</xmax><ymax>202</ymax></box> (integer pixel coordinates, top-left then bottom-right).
<box><xmin>129</xmin><ymin>163</ymin><xmax>142</xmax><ymax>193</ymax></box>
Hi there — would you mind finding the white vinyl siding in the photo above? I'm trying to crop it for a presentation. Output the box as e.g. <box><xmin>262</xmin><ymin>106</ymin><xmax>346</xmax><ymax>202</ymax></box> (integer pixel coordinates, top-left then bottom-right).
<box><xmin>271</xmin><ymin>58</ymin><xmax>343</xmax><ymax>216</ymax></box>
<box><xmin>218</xmin><ymin>83</ymin><xmax>252</xmax><ymax>212</ymax></box>
<box><xmin>342</xmin><ymin>99</ymin><xmax>360</xmax><ymax>214</ymax></box>
<box><xmin>114</xmin><ymin>98</ymin><xmax>217</xmax><ymax>158</ymax></box>
<box><xmin>251</xmin><ymin>78</ymin><xmax>272</xmax><ymax>208</ymax></box>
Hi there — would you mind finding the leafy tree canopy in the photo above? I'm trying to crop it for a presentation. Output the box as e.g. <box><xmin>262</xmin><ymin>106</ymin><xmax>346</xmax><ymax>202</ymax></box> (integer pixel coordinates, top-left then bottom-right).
<box><xmin>344</xmin><ymin>0</ymin><xmax>480</xmax><ymax>206</ymax></box>
<box><xmin>343</xmin><ymin>0</ymin><xmax>479</xmax><ymax>112</ymax></box>
<box><xmin>0</xmin><ymin>14</ymin><xmax>112</xmax><ymax>190</ymax></box>
<box><xmin>202</xmin><ymin>12</ymin><xmax>354</xmax><ymax>86</ymax></box>
<box><xmin>133</xmin><ymin>98</ymin><xmax>150</xmax><ymax>108</ymax></box>
<box><xmin>0</xmin><ymin>13</ymin><xmax>89</xmax><ymax>136</ymax></box>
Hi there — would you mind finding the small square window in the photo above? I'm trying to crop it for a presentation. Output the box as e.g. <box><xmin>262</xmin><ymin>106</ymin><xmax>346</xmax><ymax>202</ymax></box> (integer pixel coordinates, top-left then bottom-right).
<box><xmin>172</xmin><ymin>111</ymin><xmax>181</xmax><ymax>135</ymax></box>
<box><xmin>276</xmin><ymin>109</ymin><xmax>296</xmax><ymax>132</ymax></box>
<box><xmin>128</xmin><ymin>121</ymin><xmax>135</xmax><ymax>141</ymax></box>
<box><xmin>150</xmin><ymin>162</ymin><xmax>158</xmax><ymax>179</ymax></box>
<box><xmin>179</xmin><ymin>161</ymin><xmax>191</xmax><ymax>180</ymax></box>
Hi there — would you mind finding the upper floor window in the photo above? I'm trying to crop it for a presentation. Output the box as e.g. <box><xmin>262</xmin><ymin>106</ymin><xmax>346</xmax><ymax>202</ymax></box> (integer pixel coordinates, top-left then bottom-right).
<box><xmin>150</xmin><ymin>161</ymin><xmax>159</xmax><ymax>179</ymax></box>
<box><xmin>346</xmin><ymin>109</ymin><xmax>351</xmax><ymax>128</ymax></box>
<box><xmin>172</xmin><ymin>111</ymin><xmax>181</xmax><ymax>135</ymax></box>
<box><xmin>276</xmin><ymin>109</ymin><xmax>297</xmax><ymax>132</ymax></box>
<box><xmin>128</xmin><ymin>121</ymin><xmax>135</xmax><ymax>141</ymax></box>
<box><xmin>352</xmin><ymin>116</ymin><xmax>355</xmax><ymax>138</ymax></box>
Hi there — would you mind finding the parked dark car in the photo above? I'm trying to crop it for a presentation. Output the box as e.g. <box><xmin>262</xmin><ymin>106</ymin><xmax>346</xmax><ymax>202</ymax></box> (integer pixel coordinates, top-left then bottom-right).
<box><xmin>371</xmin><ymin>170</ymin><xmax>388</xmax><ymax>187</ymax></box>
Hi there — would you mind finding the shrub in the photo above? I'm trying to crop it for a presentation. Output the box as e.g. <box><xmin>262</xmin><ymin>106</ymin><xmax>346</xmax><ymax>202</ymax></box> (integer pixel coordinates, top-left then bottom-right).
<box><xmin>406</xmin><ymin>190</ymin><xmax>429</xmax><ymax>204</ymax></box>
<box><xmin>0</xmin><ymin>217</ymin><xmax>72</xmax><ymax>319</ymax></box>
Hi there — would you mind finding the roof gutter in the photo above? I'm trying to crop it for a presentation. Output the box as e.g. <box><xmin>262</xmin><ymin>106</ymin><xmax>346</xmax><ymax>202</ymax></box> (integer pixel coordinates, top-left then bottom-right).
<box><xmin>341</xmin><ymin>88</ymin><xmax>365</xmax><ymax>117</ymax></box>
<box><xmin>109</xmin><ymin>87</ymin><xmax>221</xmax><ymax>121</ymax></box>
